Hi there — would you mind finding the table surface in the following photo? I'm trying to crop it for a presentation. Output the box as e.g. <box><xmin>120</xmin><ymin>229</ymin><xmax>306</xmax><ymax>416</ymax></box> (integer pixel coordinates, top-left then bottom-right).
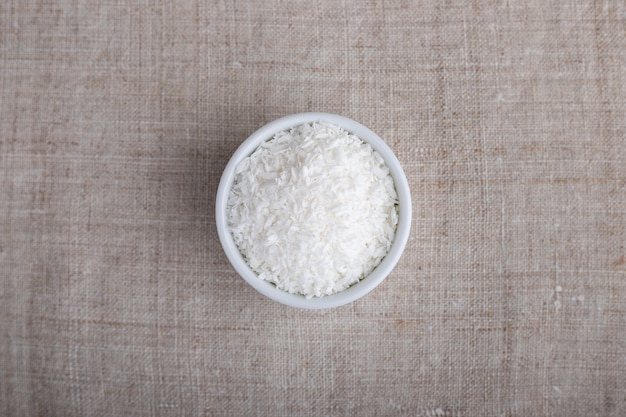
<box><xmin>1</xmin><ymin>1</ymin><xmax>625</xmax><ymax>416</ymax></box>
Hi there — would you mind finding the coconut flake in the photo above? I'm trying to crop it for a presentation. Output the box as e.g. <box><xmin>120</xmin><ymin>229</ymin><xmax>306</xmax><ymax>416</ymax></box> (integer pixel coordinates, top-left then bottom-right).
<box><xmin>227</xmin><ymin>122</ymin><xmax>398</xmax><ymax>298</ymax></box>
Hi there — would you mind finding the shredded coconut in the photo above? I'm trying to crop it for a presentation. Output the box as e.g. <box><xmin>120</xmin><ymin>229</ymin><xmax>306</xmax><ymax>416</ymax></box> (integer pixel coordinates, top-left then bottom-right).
<box><xmin>227</xmin><ymin>122</ymin><xmax>398</xmax><ymax>298</ymax></box>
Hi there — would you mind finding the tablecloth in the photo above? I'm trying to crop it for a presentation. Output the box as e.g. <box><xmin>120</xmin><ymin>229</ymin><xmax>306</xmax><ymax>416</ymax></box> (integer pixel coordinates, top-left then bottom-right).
<box><xmin>1</xmin><ymin>0</ymin><xmax>625</xmax><ymax>416</ymax></box>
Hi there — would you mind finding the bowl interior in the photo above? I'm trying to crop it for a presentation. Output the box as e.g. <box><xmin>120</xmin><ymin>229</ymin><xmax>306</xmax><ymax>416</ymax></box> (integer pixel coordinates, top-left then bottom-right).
<box><xmin>215</xmin><ymin>112</ymin><xmax>412</xmax><ymax>309</ymax></box>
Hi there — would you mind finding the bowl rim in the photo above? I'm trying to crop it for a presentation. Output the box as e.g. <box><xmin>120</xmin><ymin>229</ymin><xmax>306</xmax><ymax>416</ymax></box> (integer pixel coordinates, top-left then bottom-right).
<box><xmin>215</xmin><ymin>112</ymin><xmax>412</xmax><ymax>309</ymax></box>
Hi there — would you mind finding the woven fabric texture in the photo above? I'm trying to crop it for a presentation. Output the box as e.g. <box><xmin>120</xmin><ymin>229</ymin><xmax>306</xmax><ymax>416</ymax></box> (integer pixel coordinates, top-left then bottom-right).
<box><xmin>1</xmin><ymin>1</ymin><xmax>626</xmax><ymax>416</ymax></box>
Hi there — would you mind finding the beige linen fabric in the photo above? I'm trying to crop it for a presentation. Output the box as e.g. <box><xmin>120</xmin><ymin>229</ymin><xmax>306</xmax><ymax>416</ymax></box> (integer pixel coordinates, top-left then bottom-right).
<box><xmin>1</xmin><ymin>0</ymin><xmax>626</xmax><ymax>416</ymax></box>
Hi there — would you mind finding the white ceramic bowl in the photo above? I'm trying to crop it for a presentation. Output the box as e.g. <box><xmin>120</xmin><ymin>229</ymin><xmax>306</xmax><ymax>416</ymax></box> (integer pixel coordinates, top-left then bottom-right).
<box><xmin>215</xmin><ymin>113</ymin><xmax>411</xmax><ymax>309</ymax></box>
